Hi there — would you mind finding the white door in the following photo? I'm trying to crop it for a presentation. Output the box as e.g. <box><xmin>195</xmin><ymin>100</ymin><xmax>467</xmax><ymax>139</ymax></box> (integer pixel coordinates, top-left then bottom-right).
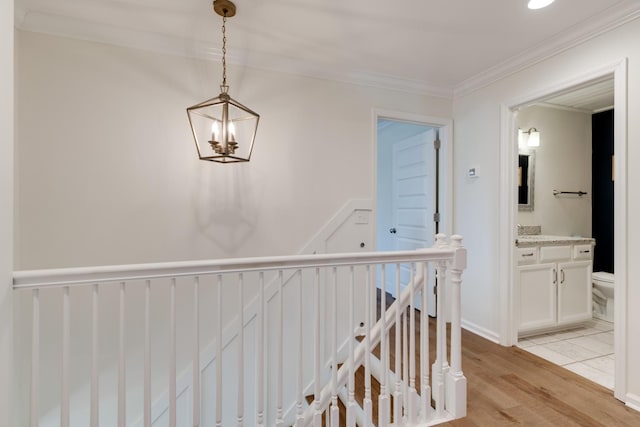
<box><xmin>389</xmin><ymin>128</ymin><xmax>437</xmax><ymax>314</ymax></box>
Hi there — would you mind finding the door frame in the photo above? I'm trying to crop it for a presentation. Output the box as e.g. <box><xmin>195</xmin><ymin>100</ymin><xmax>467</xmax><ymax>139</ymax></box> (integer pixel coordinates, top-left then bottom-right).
<box><xmin>499</xmin><ymin>58</ymin><xmax>628</xmax><ymax>401</ymax></box>
<box><xmin>372</xmin><ymin>108</ymin><xmax>454</xmax><ymax>253</ymax></box>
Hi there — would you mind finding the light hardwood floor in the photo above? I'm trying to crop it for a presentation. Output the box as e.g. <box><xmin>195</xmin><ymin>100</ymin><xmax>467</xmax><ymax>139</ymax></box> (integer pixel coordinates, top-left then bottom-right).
<box><xmin>444</xmin><ymin>327</ymin><xmax>640</xmax><ymax>426</ymax></box>
<box><xmin>387</xmin><ymin>293</ymin><xmax>639</xmax><ymax>426</ymax></box>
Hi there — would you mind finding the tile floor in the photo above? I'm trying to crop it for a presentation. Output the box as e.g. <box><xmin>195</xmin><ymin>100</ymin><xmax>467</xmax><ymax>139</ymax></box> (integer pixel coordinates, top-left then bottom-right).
<box><xmin>517</xmin><ymin>318</ymin><xmax>614</xmax><ymax>389</ymax></box>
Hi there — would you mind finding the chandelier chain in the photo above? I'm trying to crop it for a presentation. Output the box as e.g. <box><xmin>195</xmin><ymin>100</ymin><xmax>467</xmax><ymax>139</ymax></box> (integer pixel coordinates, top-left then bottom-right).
<box><xmin>221</xmin><ymin>13</ymin><xmax>228</xmax><ymax>92</ymax></box>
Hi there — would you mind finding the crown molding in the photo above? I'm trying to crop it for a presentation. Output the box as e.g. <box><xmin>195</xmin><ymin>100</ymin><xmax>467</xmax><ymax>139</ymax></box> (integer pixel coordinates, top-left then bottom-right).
<box><xmin>454</xmin><ymin>2</ymin><xmax>640</xmax><ymax>98</ymax></box>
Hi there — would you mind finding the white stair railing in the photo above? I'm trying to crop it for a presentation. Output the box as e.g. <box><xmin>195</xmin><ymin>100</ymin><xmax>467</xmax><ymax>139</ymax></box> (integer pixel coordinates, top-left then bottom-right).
<box><xmin>13</xmin><ymin>234</ymin><xmax>466</xmax><ymax>427</ymax></box>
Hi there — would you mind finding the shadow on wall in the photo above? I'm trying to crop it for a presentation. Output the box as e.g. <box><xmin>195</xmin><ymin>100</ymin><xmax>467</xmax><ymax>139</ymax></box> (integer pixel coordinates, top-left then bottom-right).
<box><xmin>192</xmin><ymin>164</ymin><xmax>264</xmax><ymax>256</ymax></box>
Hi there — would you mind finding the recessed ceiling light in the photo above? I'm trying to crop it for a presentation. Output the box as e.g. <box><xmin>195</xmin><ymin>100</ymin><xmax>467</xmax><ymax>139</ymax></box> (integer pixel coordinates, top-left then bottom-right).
<box><xmin>528</xmin><ymin>0</ymin><xmax>555</xmax><ymax>9</ymax></box>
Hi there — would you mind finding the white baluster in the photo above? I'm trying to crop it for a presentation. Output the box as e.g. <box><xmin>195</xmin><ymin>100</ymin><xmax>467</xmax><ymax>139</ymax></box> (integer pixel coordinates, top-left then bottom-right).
<box><xmin>347</xmin><ymin>266</ymin><xmax>356</xmax><ymax>427</ymax></box>
<box><xmin>30</xmin><ymin>289</ymin><xmax>39</xmax><ymax>427</ymax></box>
<box><xmin>421</xmin><ymin>262</ymin><xmax>432</xmax><ymax>421</ymax></box>
<box><xmin>144</xmin><ymin>280</ymin><xmax>151</xmax><ymax>427</ymax></box>
<box><xmin>237</xmin><ymin>273</ymin><xmax>244</xmax><ymax>427</ymax></box>
<box><xmin>257</xmin><ymin>272</ymin><xmax>265</xmax><ymax>427</ymax></box>
<box><xmin>61</xmin><ymin>286</ymin><xmax>70</xmax><ymax>427</ymax></box>
<box><xmin>402</xmin><ymin>308</ymin><xmax>408</xmax><ymax>426</ymax></box>
<box><xmin>169</xmin><ymin>278</ymin><xmax>176</xmax><ymax>427</ymax></box>
<box><xmin>91</xmin><ymin>284</ymin><xmax>99</xmax><ymax>427</ymax></box>
<box><xmin>216</xmin><ymin>275</ymin><xmax>222</xmax><ymax>427</ymax></box>
<box><xmin>330</xmin><ymin>396</ymin><xmax>339</xmax><ymax>425</ymax></box>
<box><xmin>313</xmin><ymin>267</ymin><xmax>322</xmax><ymax>427</ymax></box>
<box><xmin>193</xmin><ymin>277</ymin><xmax>201</xmax><ymax>427</ymax></box>
<box><xmin>296</xmin><ymin>270</ymin><xmax>304</xmax><ymax>426</ymax></box>
<box><xmin>364</xmin><ymin>265</ymin><xmax>372</xmax><ymax>427</ymax></box>
<box><xmin>409</xmin><ymin>264</ymin><xmax>417</xmax><ymax>424</ymax></box>
<box><xmin>378</xmin><ymin>264</ymin><xmax>389</xmax><ymax>427</ymax></box>
<box><xmin>394</xmin><ymin>264</ymin><xmax>402</xmax><ymax>424</ymax></box>
<box><xmin>276</xmin><ymin>271</ymin><xmax>284</xmax><ymax>427</ymax></box>
<box><xmin>330</xmin><ymin>267</ymin><xmax>338</xmax><ymax>427</ymax></box>
<box><xmin>118</xmin><ymin>282</ymin><xmax>126</xmax><ymax>427</ymax></box>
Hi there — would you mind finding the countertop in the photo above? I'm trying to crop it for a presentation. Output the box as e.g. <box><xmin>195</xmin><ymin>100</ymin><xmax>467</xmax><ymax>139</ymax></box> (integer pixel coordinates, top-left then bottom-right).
<box><xmin>515</xmin><ymin>235</ymin><xmax>595</xmax><ymax>248</ymax></box>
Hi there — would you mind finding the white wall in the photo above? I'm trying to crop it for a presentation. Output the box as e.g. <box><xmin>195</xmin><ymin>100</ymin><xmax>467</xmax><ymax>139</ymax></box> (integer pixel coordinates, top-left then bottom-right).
<box><xmin>0</xmin><ymin>1</ymin><xmax>14</xmax><ymax>425</ymax></box>
<box><xmin>517</xmin><ymin>106</ymin><xmax>592</xmax><ymax>237</ymax></box>
<box><xmin>453</xmin><ymin>17</ymin><xmax>640</xmax><ymax>406</ymax></box>
<box><xmin>14</xmin><ymin>31</ymin><xmax>452</xmax><ymax>271</ymax></box>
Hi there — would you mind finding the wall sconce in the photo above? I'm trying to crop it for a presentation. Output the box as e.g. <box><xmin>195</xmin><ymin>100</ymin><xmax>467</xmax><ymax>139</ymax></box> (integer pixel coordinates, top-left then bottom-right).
<box><xmin>519</xmin><ymin>128</ymin><xmax>540</xmax><ymax>148</ymax></box>
<box><xmin>186</xmin><ymin>0</ymin><xmax>260</xmax><ymax>163</ymax></box>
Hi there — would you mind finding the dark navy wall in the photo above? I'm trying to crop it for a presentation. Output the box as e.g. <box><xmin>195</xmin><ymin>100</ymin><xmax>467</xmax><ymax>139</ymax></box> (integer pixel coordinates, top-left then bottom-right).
<box><xmin>592</xmin><ymin>109</ymin><xmax>614</xmax><ymax>273</ymax></box>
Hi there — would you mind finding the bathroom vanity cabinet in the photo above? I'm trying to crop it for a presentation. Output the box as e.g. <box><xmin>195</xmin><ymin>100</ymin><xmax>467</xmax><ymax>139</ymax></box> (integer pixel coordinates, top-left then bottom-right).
<box><xmin>515</xmin><ymin>237</ymin><xmax>595</xmax><ymax>336</ymax></box>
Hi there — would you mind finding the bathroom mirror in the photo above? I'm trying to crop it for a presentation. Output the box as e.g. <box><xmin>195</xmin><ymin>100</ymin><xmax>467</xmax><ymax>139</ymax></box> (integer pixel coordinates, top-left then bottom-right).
<box><xmin>518</xmin><ymin>151</ymin><xmax>535</xmax><ymax>211</ymax></box>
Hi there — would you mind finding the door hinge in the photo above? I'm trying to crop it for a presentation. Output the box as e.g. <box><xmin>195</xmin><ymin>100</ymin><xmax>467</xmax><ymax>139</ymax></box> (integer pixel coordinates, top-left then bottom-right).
<box><xmin>433</xmin><ymin>212</ymin><xmax>440</xmax><ymax>223</ymax></box>
<box><xmin>433</xmin><ymin>138</ymin><xmax>441</xmax><ymax>150</ymax></box>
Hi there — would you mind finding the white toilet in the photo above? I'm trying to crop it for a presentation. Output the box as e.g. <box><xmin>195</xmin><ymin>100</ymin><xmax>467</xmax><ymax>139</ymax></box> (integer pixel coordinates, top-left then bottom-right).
<box><xmin>592</xmin><ymin>271</ymin><xmax>615</xmax><ymax>322</ymax></box>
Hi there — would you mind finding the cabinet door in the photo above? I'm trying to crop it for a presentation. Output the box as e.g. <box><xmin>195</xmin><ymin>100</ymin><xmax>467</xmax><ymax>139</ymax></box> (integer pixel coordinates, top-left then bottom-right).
<box><xmin>517</xmin><ymin>263</ymin><xmax>557</xmax><ymax>333</ymax></box>
<box><xmin>557</xmin><ymin>260</ymin><xmax>593</xmax><ymax>325</ymax></box>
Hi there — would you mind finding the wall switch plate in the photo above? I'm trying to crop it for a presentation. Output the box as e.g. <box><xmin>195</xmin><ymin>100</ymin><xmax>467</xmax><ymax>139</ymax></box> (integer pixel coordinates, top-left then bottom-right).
<box><xmin>354</xmin><ymin>211</ymin><xmax>369</xmax><ymax>224</ymax></box>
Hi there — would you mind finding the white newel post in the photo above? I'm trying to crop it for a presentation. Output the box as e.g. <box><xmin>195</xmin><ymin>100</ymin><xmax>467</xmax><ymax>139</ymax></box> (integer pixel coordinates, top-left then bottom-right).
<box><xmin>446</xmin><ymin>235</ymin><xmax>467</xmax><ymax>418</ymax></box>
<box><xmin>432</xmin><ymin>234</ymin><xmax>448</xmax><ymax>418</ymax></box>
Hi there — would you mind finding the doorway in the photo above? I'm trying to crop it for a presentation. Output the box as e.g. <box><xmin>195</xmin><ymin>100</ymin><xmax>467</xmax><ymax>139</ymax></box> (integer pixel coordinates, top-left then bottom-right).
<box><xmin>374</xmin><ymin>112</ymin><xmax>452</xmax><ymax>317</ymax></box>
<box><xmin>501</xmin><ymin>59</ymin><xmax>628</xmax><ymax>402</ymax></box>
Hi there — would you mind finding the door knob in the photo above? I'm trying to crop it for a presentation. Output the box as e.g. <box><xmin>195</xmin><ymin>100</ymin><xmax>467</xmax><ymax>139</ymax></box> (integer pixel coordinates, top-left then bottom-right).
<box><xmin>389</xmin><ymin>227</ymin><xmax>397</xmax><ymax>234</ymax></box>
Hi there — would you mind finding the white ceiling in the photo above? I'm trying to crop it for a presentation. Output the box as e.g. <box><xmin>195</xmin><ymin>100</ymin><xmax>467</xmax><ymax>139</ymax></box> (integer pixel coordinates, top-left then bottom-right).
<box><xmin>14</xmin><ymin>0</ymin><xmax>640</xmax><ymax>97</ymax></box>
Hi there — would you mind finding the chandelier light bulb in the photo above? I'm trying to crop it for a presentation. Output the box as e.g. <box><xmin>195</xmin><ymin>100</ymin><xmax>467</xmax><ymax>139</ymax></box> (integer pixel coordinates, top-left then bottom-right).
<box><xmin>227</xmin><ymin>121</ymin><xmax>236</xmax><ymax>141</ymax></box>
<box><xmin>210</xmin><ymin>121</ymin><xmax>220</xmax><ymax>142</ymax></box>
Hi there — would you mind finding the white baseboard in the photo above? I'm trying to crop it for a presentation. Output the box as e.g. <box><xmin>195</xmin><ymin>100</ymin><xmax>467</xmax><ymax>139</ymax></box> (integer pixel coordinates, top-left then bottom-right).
<box><xmin>625</xmin><ymin>393</ymin><xmax>640</xmax><ymax>413</ymax></box>
<box><xmin>461</xmin><ymin>318</ymin><xmax>500</xmax><ymax>344</ymax></box>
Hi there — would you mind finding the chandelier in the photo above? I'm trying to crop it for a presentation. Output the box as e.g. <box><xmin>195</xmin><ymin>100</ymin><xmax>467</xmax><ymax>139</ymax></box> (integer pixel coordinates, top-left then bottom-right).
<box><xmin>187</xmin><ymin>0</ymin><xmax>260</xmax><ymax>163</ymax></box>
